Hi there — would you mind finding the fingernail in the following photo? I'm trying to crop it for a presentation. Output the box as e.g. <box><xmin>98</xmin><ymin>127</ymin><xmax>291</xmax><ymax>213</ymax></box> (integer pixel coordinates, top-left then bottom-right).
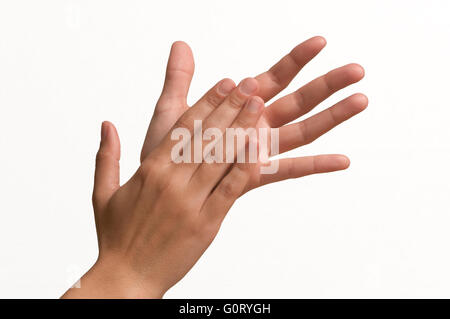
<box><xmin>246</xmin><ymin>97</ymin><xmax>261</xmax><ymax>113</ymax></box>
<box><xmin>315</xmin><ymin>36</ymin><xmax>327</xmax><ymax>46</ymax></box>
<box><xmin>101</xmin><ymin>122</ymin><xmax>108</xmax><ymax>140</ymax></box>
<box><xmin>337</xmin><ymin>155</ymin><xmax>350</xmax><ymax>167</ymax></box>
<box><xmin>239</xmin><ymin>78</ymin><xmax>257</xmax><ymax>95</ymax></box>
<box><xmin>217</xmin><ymin>80</ymin><xmax>235</xmax><ymax>95</ymax></box>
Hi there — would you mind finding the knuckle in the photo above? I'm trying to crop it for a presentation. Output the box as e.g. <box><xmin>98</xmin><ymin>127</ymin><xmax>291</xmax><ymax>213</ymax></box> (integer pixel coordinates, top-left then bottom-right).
<box><xmin>95</xmin><ymin>150</ymin><xmax>119</xmax><ymax>172</ymax></box>
<box><xmin>327</xmin><ymin>107</ymin><xmax>339</xmax><ymax>124</ymax></box>
<box><xmin>297</xmin><ymin>121</ymin><xmax>312</xmax><ymax>145</ymax></box>
<box><xmin>91</xmin><ymin>192</ymin><xmax>100</xmax><ymax>207</ymax></box>
<box><xmin>168</xmin><ymin>205</ymin><xmax>185</xmax><ymax>219</ymax></box>
<box><xmin>138</xmin><ymin>157</ymin><xmax>173</xmax><ymax>193</ymax></box>
<box><xmin>198</xmin><ymin>220</ymin><xmax>219</xmax><ymax>242</ymax></box>
<box><xmin>294</xmin><ymin>90</ymin><xmax>305</xmax><ymax>111</ymax></box>
<box><xmin>322</xmin><ymin>73</ymin><xmax>335</xmax><ymax>92</ymax></box>
<box><xmin>139</xmin><ymin>157</ymin><xmax>159</xmax><ymax>177</ymax></box>
<box><xmin>205</xmin><ymin>91</ymin><xmax>223</xmax><ymax>109</ymax></box>
<box><xmin>227</xmin><ymin>93</ymin><xmax>245</xmax><ymax>110</ymax></box>
<box><xmin>154</xmin><ymin>175</ymin><xmax>173</xmax><ymax>194</ymax></box>
<box><xmin>185</xmin><ymin>219</ymin><xmax>202</xmax><ymax>237</ymax></box>
<box><xmin>95</xmin><ymin>150</ymin><xmax>111</xmax><ymax>165</ymax></box>
<box><xmin>169</xmin><ymin>201</ymin><xmax>197</xmax><ymax>225</ymax></box>
<box><xmin>267</xmin><ymin>69</ymin><xmax>284</xmax><ymax>88</ymax></box>
<box><xmin>311</xmin><ymin>156</ymin><xmax>318</xmax><ymax>173</ymax></box>
<box><xmin>182</xmin><ymin>201</ymin><xmax>198</xmax><ymax>216</ymax></box>
<box><xmin>218</xmin><ymin>178</ymin><xmax>240</xmax><ymax>198</ymax></box>
<box><xmin>286</xmin><ymin>158</ymin><xmax>295</xmax><ymax>178</ymax></box>
<box><xmin>175</xmin><ymin>115</ymin><xmax>194</xmax><ymax>132</ymax></box>
<box><xmin>233</xmin><ymin>117</ymin><xmax>249</xmax><ymax>129</ymax></box>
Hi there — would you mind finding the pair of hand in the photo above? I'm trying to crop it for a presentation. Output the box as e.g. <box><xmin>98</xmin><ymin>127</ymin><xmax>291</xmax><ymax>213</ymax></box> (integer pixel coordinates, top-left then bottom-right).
<box><xmin>62</xmin><ymin>36</ymin><xmax>367</xmax><ymax>298</ymax></box>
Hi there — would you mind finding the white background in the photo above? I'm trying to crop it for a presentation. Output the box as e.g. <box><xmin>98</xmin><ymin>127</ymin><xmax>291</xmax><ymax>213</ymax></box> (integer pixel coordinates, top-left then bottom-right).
<box><xmin>0</xmin><ymin>0</ymin><xmax>449</xmax><ymax>298</ymax></box>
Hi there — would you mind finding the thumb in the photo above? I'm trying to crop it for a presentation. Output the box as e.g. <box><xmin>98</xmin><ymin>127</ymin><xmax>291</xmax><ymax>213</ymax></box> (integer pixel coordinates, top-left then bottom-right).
<box><xmin>93</xmin><ymin>121</ymin><xmax>121</xmax><ymax>212</ymax></box>
<box><xmin>140</xmin><ymin>41</ymin><xmax>194</xmax><ymax>161</ymax></box>
<box><xmin>158</xmin><ymin>41</ymin><xmax>194</xmax><ymax>105</ymax></box>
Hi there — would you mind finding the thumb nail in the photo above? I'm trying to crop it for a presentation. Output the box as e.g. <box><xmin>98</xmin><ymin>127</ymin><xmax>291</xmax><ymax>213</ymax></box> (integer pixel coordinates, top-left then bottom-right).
<box><xmin>101</xmin><ymin>122</ymin><xmax>108</xmax><ymax>141</ymax></box>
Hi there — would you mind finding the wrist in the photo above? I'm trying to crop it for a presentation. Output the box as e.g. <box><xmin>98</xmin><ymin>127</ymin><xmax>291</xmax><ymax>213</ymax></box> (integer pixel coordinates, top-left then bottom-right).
<box><xmin>61</xmin><ymin>256</ymin><xmax>165</xmax><ymax>299</ymax></box>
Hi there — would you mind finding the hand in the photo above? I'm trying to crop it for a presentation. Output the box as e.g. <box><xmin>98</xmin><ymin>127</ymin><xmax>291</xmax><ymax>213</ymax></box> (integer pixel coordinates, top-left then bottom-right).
<box><xmin>62</xmin><ymin>37</ymin><xmax>367</xmax><ymax>298</ymax></box>
<box><xmin>62</xmin><ymin>76</ymin><xmax>268</xmax><ymax>298</ymax></box>
<box><xmin>141</xmin><ymin>37</ymin><xmax>367</xmax><ymax>192</ymax></box>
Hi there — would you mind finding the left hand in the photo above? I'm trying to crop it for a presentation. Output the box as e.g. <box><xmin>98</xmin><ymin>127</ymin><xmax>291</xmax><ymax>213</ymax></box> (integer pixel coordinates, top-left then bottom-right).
<box><xmin>141</xmin><ymin>37</ymin><xmax>367</xmax><ymax>193</ymax></box>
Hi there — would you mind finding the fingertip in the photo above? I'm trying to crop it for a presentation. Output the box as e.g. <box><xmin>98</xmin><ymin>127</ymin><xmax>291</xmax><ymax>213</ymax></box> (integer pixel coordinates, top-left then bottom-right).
<box><xmin>337</xmin><ymin>155</ymin><xmax>351</xmax><ymax>169</ymax></box>
<box><xmin>170</xmin><ymin>41</ymin><xmax>193</xmax><ymax>63</ymax></box>
<box><xmin>239</xmin><ymin>77</ymin><xmax>259</xmax><ymax>95</ymax></box>
<box><xmin>326</xmin><ymin>154</ymin><xmax>350</xmax><ymax>170</ymax></box>
<box><xmin>100</xmin><ymin>121</ymin><xmax>120</xmax><ymax>159</ymax></box>
<box><xmin>348</xmin><ymin>63</ymin><xmax>365</xmax><ymax>79</ymax></box>
<box><xmin>313</xmin><ymin>35</ymin><xmax>327</xmax><ymax>47</ymax></box>
<box><xmin>298</xmin><ymin>36</ymin><xmax>326</xmax><ymax>56</ymax></box>
<box><xmin>167</xmin><ymin>40</ymin><xmax>194</xmax><ymax>69</ymax></box>
<box><xmin>161</xmin><ymin>41</ymin><xmax>195</xmax><ymax>99</ymax></box>
<box><xmin>101</xmin><ymin>121</ymin><xmax>109</xmax><ymax>141</ymax></box>
<box><xmin>101</xmin><ymin>120</ymin><xmax>118</xmax><ymax>140</ymax></box>
<box><xmin>217</xmin><ymin>78</ymin><xmax>236</xmax><ymax>95</ymax></box>
<box><xmin>353</xmin><ymin>93</ymin><xmax>369</xmax><ymax>108</ymax></box>
<box><xmin>346</xmin><ymin>93</ymin><xmax>369</xmax><ymax>113</ymax></box>
<box><xmin>223</xmin><ymin>77</ymin><xmax>236</xmax><ymax>86</ymax></box>
<box><xmin>252</xmin><ymin>95</ymin><xmax>265</xmax><ymax>105</ymax></box>
<box><xmin>171</xmin><ymin>40</ymin><xmax>191</xmax><ymax>52</ymax></box>
<box><xmin>245</xmin><ymin>95</ymin><xmax>265</xmax><ymax>114</ymax></box>
<box><xmin>243</xmin><ymin>77</ymin><xmax>258</xmax><ymax>86</ymax></box>
<box><xmin>103</xmin><ymin>120</ymin><xmax>118</xmax><ymax>134</ymax></box>
<box><xmin>336</xmin><ymin>63</ymin><xmax>364</xmax><ymax>85</ymax></box>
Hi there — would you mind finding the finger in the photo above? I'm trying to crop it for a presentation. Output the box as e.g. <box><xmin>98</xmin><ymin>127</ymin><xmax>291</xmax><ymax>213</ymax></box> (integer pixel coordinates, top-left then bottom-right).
<box><xmin>190</xmin><ymin>96</ymin><xmax>264</xmax><ymax>195</ymax></box>
<box><xmin>183</xmin><ymin>80</ymin><xmax>259</xmax><ymax>174</ymax></box>
<box><xmin>159</xmin><ymin>41</ymin><xmax>195</xmax><ymax>104</ymax></box>
<box><xmin>155</xmin><ymin>78</ymin><xmax>236</xmax><ymax>157</ymax></box>
<box><xmin>171</xmin><ymin>78</ymin><xmax>236</xmax><ymax>133</ymax></box>
<box><xmin>93</xmin><ymin>121</ymin><xmax>121</xmax><ymax>212</ymax></box>
<box><xmin>203</xmin><ymin>78</ymin><xmax>258</xmax><ymax>132</ymax></box>
<box><xmin>156</xmin><ymin>78</ymin><xmax>257</xmax><ymax>158</ymax></box>
<box><xmin>258</xmin><ymin>154</ymin><xmax>350</xmax><ymax>187</ymax></box>
<box><xmin>141</xmin><ymin>41</ymin><xmax>194</xmax><ymax>161</ymax></box>
<box><xmin>265</xmin><ymin>63</ymin><xmax>365</xmax><ymax>128</ymax></box>
<box><xmin>278</xmin><ymin>93</ymin><xmax>368</xmax><ymax>154</ymax></box>
<box><xmin>255</xmin><ymin>36</ymin><xmax>326</xmax><ymax>102</ymax></box>
<box><xmin>200</xmin><ymin>162</ymin><xmax>252</xmax><ymax>225</ymax></box>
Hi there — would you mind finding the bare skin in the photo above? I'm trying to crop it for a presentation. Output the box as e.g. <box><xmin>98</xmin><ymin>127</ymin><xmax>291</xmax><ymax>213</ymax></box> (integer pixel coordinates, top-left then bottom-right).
<box><xmin>62</xmin><ymin>37</ymin><xmax>368</xmax><ymax>298</ymax></box>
